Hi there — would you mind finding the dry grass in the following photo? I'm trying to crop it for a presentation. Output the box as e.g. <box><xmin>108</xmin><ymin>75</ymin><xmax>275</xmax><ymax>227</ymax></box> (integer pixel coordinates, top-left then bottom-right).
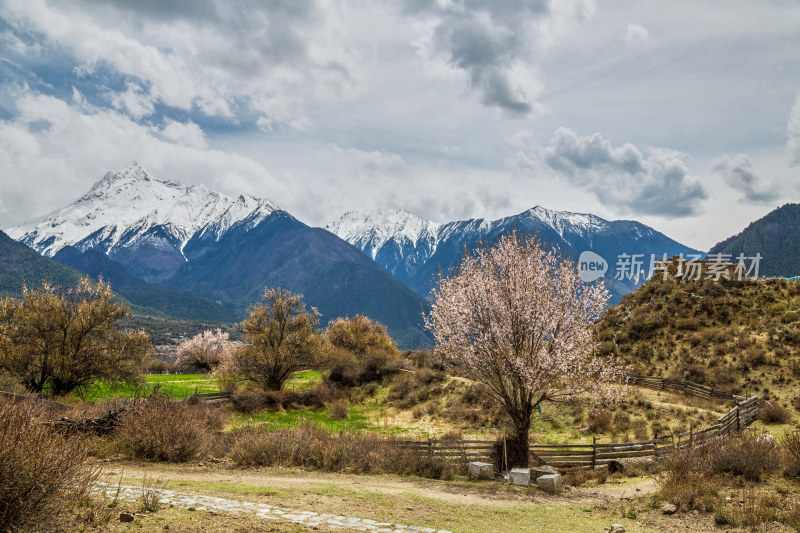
<box><xmin>230</xmin><ymin>424</ymin><xmax>453</xmax><ymax>479</ymax></box>
<box><xmin>114</xmin><ymin>397</ymin><xmax>228</xmax><ymax>462</ymax></box>
<box><xmin>0</xmin><ymin>397</ymin><xmax>99</xmax><ymax>532</ymax></box>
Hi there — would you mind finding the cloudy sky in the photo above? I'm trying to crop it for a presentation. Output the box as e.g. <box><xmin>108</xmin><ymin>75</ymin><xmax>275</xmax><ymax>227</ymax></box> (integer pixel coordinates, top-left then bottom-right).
<box><xmin>1</xmin><ymin>0</ymin><xmax>798</xmax><ymax>250</ymax></box>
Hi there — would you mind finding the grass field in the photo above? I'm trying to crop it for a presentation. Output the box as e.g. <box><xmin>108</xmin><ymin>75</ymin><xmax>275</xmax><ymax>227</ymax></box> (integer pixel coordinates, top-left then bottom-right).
<box><xmin>76</xmin><ymin>370</ymin><xmax>324</xmax><ymax>403</ymax></box>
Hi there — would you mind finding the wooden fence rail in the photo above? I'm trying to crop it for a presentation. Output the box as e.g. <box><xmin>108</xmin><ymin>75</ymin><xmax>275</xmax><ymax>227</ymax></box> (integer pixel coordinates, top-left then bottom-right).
<box><xmin>391</xmin><ymin>374</ymin><xmax>761</xmax><ymax>472</ymax></box>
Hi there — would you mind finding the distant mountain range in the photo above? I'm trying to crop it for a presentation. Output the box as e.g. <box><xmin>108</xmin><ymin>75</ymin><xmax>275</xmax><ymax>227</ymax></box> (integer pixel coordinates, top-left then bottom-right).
<box><xmin>7</xmin><ymin>164</ymin><xmax>432</xmax><ymax>348</ymax></box>
<box><xmin>708</xmin><ymin>203</ymin><xmax>800</xmax><ymax>278</ymax></box>
<box><xmin>327</xmin><ymin>207</ymin><xmax>703</xmax><ymax>303</ymax></box>
<box><xmin>6</xmin><ymin>163</ymin><xmax>739</xmax><ymax>347</ymax></box>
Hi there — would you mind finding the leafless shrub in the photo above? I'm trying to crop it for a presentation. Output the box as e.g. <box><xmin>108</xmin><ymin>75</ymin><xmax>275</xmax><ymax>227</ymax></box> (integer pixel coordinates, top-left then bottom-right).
<box><xmin>782</xmin><ymin>430</ymin><xmax>800</xmax><ymax>478</ymax></box>
<box><xmin>230</xmin><ymin>424</ymin><xmax>451</xmax><ymax>478</ymax></box>
<box><xmin>0</xmin><ymin>398</ymin><xmax>99</xmax><ymax>532</ymax></box>
<box><xmin>757</xmin><ymin>402</ymin><xmax>792</xmax><ymax>424</ymax></box>
<box><xmin>586</xmin><ymin>408</ymin><xmax>613</xmax><ymax>433</ymax></box>
<box><xmin>115</xmin><ymin>398</ymin><xmax>227</xmax><ymax>462</ymax></box>
<box><xmin>327</xmin><ymin>399</ymin><xmax>349</xmax><ymax>420</ymax></box>
<box><xmin>709</xmin><ymin>432</ymin><xmax>780</xmax><ymax>481</ymax></box>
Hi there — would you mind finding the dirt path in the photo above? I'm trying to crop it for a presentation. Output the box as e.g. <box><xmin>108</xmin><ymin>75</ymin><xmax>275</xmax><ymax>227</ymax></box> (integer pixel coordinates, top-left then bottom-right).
<box><xmin>101</xmin><ymin>461</ymin><xmax>659</xmax><ymax>509</ymax></box>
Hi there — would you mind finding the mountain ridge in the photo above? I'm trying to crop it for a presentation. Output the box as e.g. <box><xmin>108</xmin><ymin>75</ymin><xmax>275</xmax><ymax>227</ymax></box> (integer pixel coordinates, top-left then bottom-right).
<box><xmin>327</xmin><ymin>206</ymin><xmax>703</xmax><ymax>302</ymax></box>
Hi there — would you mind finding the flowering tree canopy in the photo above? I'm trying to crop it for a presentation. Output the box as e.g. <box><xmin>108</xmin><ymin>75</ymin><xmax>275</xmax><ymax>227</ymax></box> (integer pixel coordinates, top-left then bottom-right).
<box><xmin>425</xmin><ymin>232</ymin><xmax>624</xmax><ymax>467</ymax></box>
<box><xmin>176</xmin><ymin>329</ymin><xmax>230</xmax><ymax>372</ymax></box>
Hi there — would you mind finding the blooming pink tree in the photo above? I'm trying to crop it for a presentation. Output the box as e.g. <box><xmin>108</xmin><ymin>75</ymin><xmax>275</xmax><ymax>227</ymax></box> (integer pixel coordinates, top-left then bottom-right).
<box><xmin>425</xmin><ymin>232</ymin><xmax>625</xmax><ymax>467</ymax></box>
<box><xmin>176</xmin><ymin>329</ymin><xmax>230</xmax><ymax>372</ymax></box>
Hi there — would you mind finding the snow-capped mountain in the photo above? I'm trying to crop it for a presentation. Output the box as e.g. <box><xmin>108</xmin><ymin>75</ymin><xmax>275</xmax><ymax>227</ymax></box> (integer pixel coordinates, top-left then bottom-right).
<box><xmin>7</xmin><ymin>163</ymin><xmax>279</xmax><ymax>279</ymax></box>
<box><xmin>327</xmin><ymin>206</ymin><xmax>703</xmax><ymax>303</ymax></box>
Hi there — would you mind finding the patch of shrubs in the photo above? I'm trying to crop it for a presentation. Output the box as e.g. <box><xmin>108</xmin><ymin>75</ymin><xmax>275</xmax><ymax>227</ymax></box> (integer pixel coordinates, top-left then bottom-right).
<box><xmin>115</xmin><ymin>397</ymin><xmax>228</xmax><ymax>462</ymax></box>
<box><xmin>0</xmin><ymin>398</ymin><xmax>98</xmax><ymax>532</ymax></box>
<box><xmin>327</xmin><ymin>350</ymin><xmax>401</xmax><ymax>387</ymax></box>
<box><xmin>585</xmin><ymin>408</ymin><xmax>613</xmax><ymax>433</ymax></box>
<box><xmin>756</xmin><ymin>402</ymin><xmax>792</xmax><ymax>424</ymax></box>
<box><xmin>230</xmin><ymin>424</ymin><xmax>452</xmax><ymax>479</ymax></box>
<box><xmin>230</xmin><ymin>383</ymin><xmax>342</xmax><ymax>414</ymax></box>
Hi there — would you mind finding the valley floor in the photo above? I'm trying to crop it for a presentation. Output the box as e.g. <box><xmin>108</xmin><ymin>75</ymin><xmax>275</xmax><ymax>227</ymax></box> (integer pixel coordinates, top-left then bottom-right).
<box><xmin>87</xmin><ymin>460</ymin><xmax>798</xmax><ymax>533</ymax></box>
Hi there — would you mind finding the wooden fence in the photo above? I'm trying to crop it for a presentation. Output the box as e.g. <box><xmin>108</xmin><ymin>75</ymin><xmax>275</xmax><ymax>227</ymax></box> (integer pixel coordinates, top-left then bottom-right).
<box><xmin>390</xmin><ymin>374</ymin><xmax>760</xmax><ymax>472</ymax></box>
<box><xmin>531</xmin><ymin>396</ymin><xmax>758</xmax><ymax>470</ymax></box>
<box><xmin>392</xmin><ymin>439</ymin><xmax>496</xmax><ymax>465</ymax></box>
<box><xmin>624</xmin><ymin>372</ymin><xmax>745</xmax><ymax>403</ymax></box>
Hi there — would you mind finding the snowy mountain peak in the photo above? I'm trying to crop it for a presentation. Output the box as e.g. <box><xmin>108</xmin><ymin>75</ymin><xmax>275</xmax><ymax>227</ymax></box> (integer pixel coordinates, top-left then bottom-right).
<box><xmin>6</xmin><ymin>165</ymin><xmax>281</xmax><ymax>261</ymax></box>
<box><xmin>326</xmin><ymin>208</ymin><xmax>441</xmax><ymax>259</ymax></box>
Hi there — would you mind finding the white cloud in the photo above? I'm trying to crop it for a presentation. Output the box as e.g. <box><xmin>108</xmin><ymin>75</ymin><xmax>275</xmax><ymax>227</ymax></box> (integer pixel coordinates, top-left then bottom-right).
<box><xmin>158</xmin><ymin>119</ymin><xmax>208</xmax><ymax>150</ymax></box>
<box><xmin>540</xmin><ymin>128</ymin><xmax>708</xmax><ymax>217</ymax></box>
<box><xmin>789</xmin><ymin>91</ymin><xmax>800</xmax><ymax>165</ymax></box>
<box><xmin>0</xmin><ymin>89</ymin><xmax>289</xmax><ymax>227</ymax></box>
<box><xmin>2</xmin><ymin>0</ymin><xmax>364</xmax><ymax>128</ymax></box>
<box><xmin>712</xmin><ymin>154</ymin><xmax>781</xmax><ymax>205</ymax></box>
<box><xmin>624</xmin><ymin>23</ymin><xmax>649</xmax><ymax>46</ymax></box>
<box><xmin>106</xmin><ymin>82</ymin><xmax>156</xmax><ymax>120</ymax></box>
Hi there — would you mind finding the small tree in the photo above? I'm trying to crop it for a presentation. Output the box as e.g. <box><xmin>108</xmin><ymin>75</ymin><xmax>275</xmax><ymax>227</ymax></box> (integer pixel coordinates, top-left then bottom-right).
<box><xmin>425</xmin><ymin>232</ymin><xmax>624</xmax><ymax>467</ymax></box>
<box><xmin>223</xmin><ymin>288</ymin><xmax>322</xmax><ymax>391</ymax></box>
<box><xmin>326</xmin><ymin>315</ymin><xmax>398</xmax><ymax>355</ymax></box>
<box><xmin>176</xmin><ymin>329</ymin><xmax>230</xmax><ymax>372</ymax></box>
<box><xmin>0</xmin><ymin>278</ymin><xmax>151</xmax><ymax>396</ymax></box>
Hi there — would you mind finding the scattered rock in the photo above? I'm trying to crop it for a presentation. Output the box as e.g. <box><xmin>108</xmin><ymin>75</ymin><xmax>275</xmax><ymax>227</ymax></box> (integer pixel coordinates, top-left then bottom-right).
<box><xmin>609</xmin><ymin>524</ymin><xmax>626</xmax><ymax>533</ymax></box>
<box><xmin>467</xmin><ymin>461</ymin><xmax>494</xmax><ymax>480</ymax></box>
<box><xmin>406</xmin><ymin>506</ymin><xmax>413</xmax><ymax>511</ymax></box>
<box><xmin>662</xmin><ymin>503</ymin><xmax>678</xmax><ymax>515</ymax></box>
<box><xmin>536</xmin><ymin>473</ymin><xmax>563</xmax><ymax>494</ymax></box>
<box><xmin>510</xmin><ymin>468</ymin><xmax>531</xmax><ymax>487</ymax></box>
<box><xmin>119</xmin><ymin>512</ymin><xmax>135</xmax><ymax>523</ymax></box>
<box><xmin>530</xmin><ymin>465</ymin><xmax>559</xmax><ymax>479</ymax></box>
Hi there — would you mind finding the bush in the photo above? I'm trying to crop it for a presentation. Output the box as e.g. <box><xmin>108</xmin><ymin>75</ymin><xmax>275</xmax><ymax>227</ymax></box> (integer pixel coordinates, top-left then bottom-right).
<box><xmin>657</xmin><ymin>446</ymin><xmax>718</xmax><ymax>511</ymax></box>
<box><xmin>757</xmin><ymin>402</ymin><xmax>792</xmax><ymax>424</ymax></box>
<box><xmin>230</xmin><ymin>424</ymin><xmax>450</xmax><ymax>478</ymax></box>
<box><xmin>327</xmin><ymin>349</ymin><xmax>399</xmax><ymax>387</ymax></box>
<box><xmin>782</xmin><ymin>431</ymin><xmax>800</xmax><ymax>478</ymax></box>
<box><xmin>709</xmin><ymin>432</ymin><xmax>780</xmax><ymax>481</ymax></box>
<box><xmin>586</xmin><ymin>408</ymin><xmax>613</xmax><ymax>433</ymax></box>
<box><xmin>115</xmin><ymin>398</ymin><xmax>228</xmax><ymax>462</ymax></box>
<box><xmin>0</xmin><ymin>398</ymin><xmax>98</xmax><ymax>532</ymax></box>
<box><xmin>327</xmin><ymin>400</ymin><xmax>350</xmax><ymax>420</ymax></box>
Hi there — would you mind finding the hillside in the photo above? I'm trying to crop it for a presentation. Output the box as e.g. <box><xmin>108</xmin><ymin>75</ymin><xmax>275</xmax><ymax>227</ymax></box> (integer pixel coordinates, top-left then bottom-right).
<box><xmin>709</xmin><ymin>203</ymin><xmax>800</xmax><ymax>277</ymax></box>
<box><xmin>0</xmin><ymin>230</ymin><xmax>84</xmax><ymax>296</ymax></box>
<box><xmin>595</xmin><ymin>271</ymin><xmax>800</xmax><ymax>407</ymax></box>
<box><xmin>167</xmin><ymin>212</ymin><xmax>433</xmax><ymax>349</ymax></box>
<box><xmin>53</xmin><ymin>246</ymin><xmax>238</xmax><ymax>323</ymax></box>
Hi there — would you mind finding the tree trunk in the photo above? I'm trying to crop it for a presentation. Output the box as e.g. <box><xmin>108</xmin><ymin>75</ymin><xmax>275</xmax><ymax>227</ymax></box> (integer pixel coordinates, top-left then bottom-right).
<box><xmin>506</xmin><ymin>418</ymin><xmax>531</xmax><ymax>468</ymax></box>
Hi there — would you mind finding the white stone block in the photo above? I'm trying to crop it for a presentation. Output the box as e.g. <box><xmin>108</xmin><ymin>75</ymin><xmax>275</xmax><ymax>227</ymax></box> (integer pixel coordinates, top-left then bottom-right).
<box><xmin>468</xmin><ymin>461</ymin><xmax>494</xmax><ymax>480</ymax></box>
<box><xmin>509</xmin><ymin>467</ymin><xmax>531</xmax><ymax>486</ymax></box>
<box><xmin>536</xmin><ymin>473</ymin><xmax>563</xmax><ymax>493</ymax></box>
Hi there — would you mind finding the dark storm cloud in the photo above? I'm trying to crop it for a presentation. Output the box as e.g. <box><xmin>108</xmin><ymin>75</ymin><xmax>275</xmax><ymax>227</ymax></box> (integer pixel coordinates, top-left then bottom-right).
<box><xmin>712</xmin><ymin>154</ymin><xmax>781</xmax><ymax>205</ymax></box>
<box><xmin>403</xmin><ymin>0</ymin><xmax>574</xmax><ymax>116</ymax></box>
<box><xmin>542</xmin><ymin>128</ymin><xmax>708</xmax><ymax>217</ymax></box>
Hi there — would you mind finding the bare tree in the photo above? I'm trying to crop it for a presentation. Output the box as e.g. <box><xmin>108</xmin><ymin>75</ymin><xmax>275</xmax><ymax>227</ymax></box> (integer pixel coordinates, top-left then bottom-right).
<box><xmin>425</xmin><ymin>232</ymin><xmax>624</xmax><ymax>467</ymax></box>
<box><xmin>221</xmin><ymin>288</ymin><xmax>322</xmax><ymax>391</ymax></box>
<box><xmin>0</xmin><ymin>278</ymin><xmax>151</xmax><ymax>396</ymax></box>
<box><xmin>176</xmin><ymin>329</ymin><xmax>230</xmax><ymax>372</ymax></box>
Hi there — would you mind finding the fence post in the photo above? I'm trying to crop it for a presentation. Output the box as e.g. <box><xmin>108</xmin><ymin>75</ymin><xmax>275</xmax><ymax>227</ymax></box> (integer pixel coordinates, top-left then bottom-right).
<box><xmin>735</xmin><ymin>406</ymin><xmax>740</xmax><ymax>431</ymax></box>
<box><xmin>689</xmin><ymin>426</ymin><xmax>693</xmax><ymax>448</ymax></box>
<box><xmin>591</xmin><ymin>436</ymin><xmax>597</xmax><ymax>470</ymax></box>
